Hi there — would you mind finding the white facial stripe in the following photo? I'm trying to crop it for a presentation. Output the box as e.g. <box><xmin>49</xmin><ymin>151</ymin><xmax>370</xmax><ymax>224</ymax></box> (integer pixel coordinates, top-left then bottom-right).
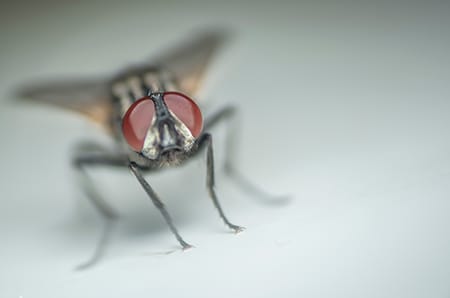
<box><xmin>170</xmin><ymin>111</ymin><xmax>195</xmax><ymax>149</ymax></box>
<box><xmin>161</xmin><ymin>124</ymin><xmax>176</xmax><ymax>147</ymax></box>
<box><xmin>142</xmin><ymin>116</ymin><xmax>159</xmax><ymax>159</ymax></box>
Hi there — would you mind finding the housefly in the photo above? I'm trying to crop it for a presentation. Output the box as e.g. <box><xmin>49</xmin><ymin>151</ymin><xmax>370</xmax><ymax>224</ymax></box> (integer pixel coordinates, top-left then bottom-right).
<box><xmin>19</xmin><ymin>31</ymin><xmax>282</xmax><ymax>268</ymax></box>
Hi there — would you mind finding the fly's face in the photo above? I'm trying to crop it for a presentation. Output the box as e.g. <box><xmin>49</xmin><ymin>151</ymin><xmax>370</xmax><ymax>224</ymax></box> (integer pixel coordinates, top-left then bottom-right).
<box><xmin>121</xmin><ymin>91</ymin><xmax>203</xmax><ymax>160</ymax></box>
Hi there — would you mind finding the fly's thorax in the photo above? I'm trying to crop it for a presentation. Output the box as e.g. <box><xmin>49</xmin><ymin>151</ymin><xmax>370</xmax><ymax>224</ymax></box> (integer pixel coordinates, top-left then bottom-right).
<box><xmin>110</xmin><ymin>67</ymin><xmax>178</xmax><ymax>118</ymax></box>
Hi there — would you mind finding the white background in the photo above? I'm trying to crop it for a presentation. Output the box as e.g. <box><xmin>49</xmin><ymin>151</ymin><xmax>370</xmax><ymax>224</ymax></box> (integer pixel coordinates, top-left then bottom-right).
<box><xmin>1</xmin><ymin>0</ymin><xmax>449</xmax><ymax>297</ymax></box>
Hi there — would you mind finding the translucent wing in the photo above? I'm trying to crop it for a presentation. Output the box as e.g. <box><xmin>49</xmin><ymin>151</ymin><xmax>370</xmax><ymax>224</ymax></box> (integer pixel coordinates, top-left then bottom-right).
<box><xmin>16</xmin><ymin>30</ymin><xmax>229</xmax><ymax>130</ymax></box>
<box><xmin>151</xmin><ymin>30</ymin><xmax>230</xmax><ymax>97</ymax></box>
<box><xmin>17</xmin><ymin>79</ymin><xmax>113</xmax><ymax>130</ymax></box>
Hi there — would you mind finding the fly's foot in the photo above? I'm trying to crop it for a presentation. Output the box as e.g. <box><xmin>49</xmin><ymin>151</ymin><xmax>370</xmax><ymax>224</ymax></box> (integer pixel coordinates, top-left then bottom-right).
<box><xmin>228</xmin><ymin>224</ymin><xmax>245</xmax><ymax>234</ymax></box>
<box><xmin>181</xmin><ymin>242</ymin><xmax>194</xmax><ymax>251</ymax></box>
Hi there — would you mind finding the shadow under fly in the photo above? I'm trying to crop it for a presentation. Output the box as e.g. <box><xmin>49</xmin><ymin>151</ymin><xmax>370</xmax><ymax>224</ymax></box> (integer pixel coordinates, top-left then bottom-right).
<box><xmin>17</xmin><ymin>30</ymin><xmax>288</xmax><ymax>269</ymax></box>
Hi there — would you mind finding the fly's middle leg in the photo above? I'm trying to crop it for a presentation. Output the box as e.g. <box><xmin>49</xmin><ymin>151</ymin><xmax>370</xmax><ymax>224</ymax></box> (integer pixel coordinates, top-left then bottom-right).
<box><xmin>73</xmin><ymin>150</ymin><xmax>126</xmax><ymax>220</ymax></box>
<box><xmin>72</xmin><ymin>142</ymin><xmax>128</xmax><ymax>269</ymax></box>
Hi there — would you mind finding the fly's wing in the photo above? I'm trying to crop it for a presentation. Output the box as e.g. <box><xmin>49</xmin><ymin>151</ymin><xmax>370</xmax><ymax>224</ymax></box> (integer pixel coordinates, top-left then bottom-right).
<box><xmin>152</xmin><ymin>30</ymin><xmax>230</xmax><ymax>101</ymax></box>
<box><xmin>17</xmin><ymin>30</ymin><xmax>229</xmax><ymax>130</ymax></box>
<box><xmin>17</xmin><ymin>79</ymin><xmax>113</xmax><ymax>131</ymax></box>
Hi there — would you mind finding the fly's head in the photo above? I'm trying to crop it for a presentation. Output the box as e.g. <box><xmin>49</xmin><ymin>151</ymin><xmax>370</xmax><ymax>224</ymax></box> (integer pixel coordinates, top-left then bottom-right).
<box><xmin>122</xmin><ymin>92</ymin><xmax>203</xmax><ymax>160</ymax></box>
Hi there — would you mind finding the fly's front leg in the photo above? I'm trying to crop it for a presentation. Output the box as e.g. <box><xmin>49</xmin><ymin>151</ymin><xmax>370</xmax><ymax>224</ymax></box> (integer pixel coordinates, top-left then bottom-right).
<box><xmin>191</xmin><ymin>133</ymin><xmax>244</xmax><ymax>233</ymax></box>
<box><xmin>129</xmin><ymin>163</ymin><xmax>192</xmax><ymax>249</ymax></box>
<box><xmin>204</xmin><ymin>106</ymin><xmax>287</xmax><ymax>203</ymax></box>
<box><xmin>203</xmin><ymin>106</ymin><xmax>240</xmax><ymax>180</ymax></box>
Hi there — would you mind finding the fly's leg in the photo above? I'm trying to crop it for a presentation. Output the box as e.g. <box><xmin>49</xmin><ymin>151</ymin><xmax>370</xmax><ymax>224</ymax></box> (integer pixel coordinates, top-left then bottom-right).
<box><xmin>74</xmin><ymin>154</ymin><xmax>126</xmax><ymax>219</ymax></box>
<box><xmin>205</xmin><ymin>107</ymin><xmax>242</xmax><ymax>187</ymax></box>
<box><xmin>129</xmin><ymin>163</ymin><xmax>193</xmax><ymax>249</ymax></box>
<box><xmin>204</xmin><ymin>106</ymin><xmax>288</xmax><ymax>204</ymax></box>
<box><xmin>72</xmin><ymin>145</ymin><xmax>128</xmax><ymax>270</ymax></box>
<box><xmin>191</xmin><ymin>133</ymin><xmax>244</xmax><ymax>233</ymax></box>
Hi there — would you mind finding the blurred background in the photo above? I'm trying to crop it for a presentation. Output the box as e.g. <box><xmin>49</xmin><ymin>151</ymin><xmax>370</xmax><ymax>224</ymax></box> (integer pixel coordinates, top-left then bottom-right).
<box><xmin>1</xmin><ymin>0</ymin><xmax>449</xmax><ymax>297</ymax></box>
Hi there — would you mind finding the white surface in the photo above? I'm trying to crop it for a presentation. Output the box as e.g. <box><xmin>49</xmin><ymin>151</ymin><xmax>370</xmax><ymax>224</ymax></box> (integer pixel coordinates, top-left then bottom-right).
<box><xmin>1</xmin><ymin>0</ymin><xmax>450</xmax><ymax>297</ymax></box>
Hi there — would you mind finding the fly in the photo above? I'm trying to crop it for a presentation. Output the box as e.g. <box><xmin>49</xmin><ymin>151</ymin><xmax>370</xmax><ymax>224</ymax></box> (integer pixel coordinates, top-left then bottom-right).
<box><xmin>18</xmin><ymin>31</ymin><xmax>282</xmax><ymax>268</ymax></box>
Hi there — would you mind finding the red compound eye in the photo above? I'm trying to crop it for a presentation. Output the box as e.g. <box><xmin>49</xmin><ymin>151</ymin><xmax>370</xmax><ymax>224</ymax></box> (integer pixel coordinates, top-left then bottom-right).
<box><xmin>122</xmin><ymin>97</ymin><xmax>155</xmax><ymax>152</ymax></box>
<box><xmin>163</xmin><ymin>92</ymin><xmax>203</xmax><ymax>137</ymax></box>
